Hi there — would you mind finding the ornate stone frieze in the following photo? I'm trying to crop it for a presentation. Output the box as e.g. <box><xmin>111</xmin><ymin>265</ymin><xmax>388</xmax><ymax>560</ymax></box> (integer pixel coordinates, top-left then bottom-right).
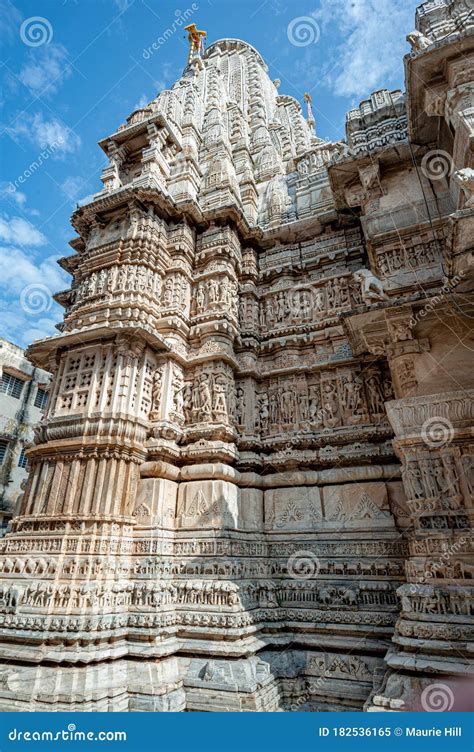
<box><xmin>346</xmin><ymin>90</ymin><xmax>407</xmax><ymax>156</ymax></box>
<box><xmin>1</xmin><ymin>0</ymin><xmax>473</xmax><ymax>714</ymax></box>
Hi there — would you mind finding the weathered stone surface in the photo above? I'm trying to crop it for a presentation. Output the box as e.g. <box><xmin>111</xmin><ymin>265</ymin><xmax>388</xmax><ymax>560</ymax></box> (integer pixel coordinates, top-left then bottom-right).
<box><xmin>0</xmin><ymin>0</ymin><xmax>472</xmax><ymax>713</ymax></box>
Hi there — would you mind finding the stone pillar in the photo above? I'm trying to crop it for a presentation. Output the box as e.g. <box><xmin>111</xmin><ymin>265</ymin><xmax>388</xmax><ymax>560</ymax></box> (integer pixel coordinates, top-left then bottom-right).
<box><xmin>368</xmin><ymin>391</ymin><xmax>473</xmax><ymax>710</ymax></box>
<box><xmin>100</xmin><ymin>141</ymin><xmax>125</xmax><ymax>192</ymax></box>
<box><xmin>385</xmin><ymin>312</ymin><xmax>430</xmax><ymax>399</ymax></box>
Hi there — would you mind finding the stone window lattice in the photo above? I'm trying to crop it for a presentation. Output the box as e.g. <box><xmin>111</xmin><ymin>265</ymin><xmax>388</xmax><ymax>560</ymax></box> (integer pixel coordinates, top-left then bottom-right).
<box><xmin>139</xmin><ymin>360</ymin><xmax>154</xmax><ymax>416</ymax></box>
<box><xmin>58</xmin><ymin>351</ymin><xmax>97</xmax><ymax>413</ymax></box>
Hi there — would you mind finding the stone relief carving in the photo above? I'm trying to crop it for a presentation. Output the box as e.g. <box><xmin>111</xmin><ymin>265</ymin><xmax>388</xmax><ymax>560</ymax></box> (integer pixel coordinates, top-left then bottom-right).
<box><xmin>453</xmin><ymin>167</ymin><xmax>474</xmax><ymax>208</ymax></box>
<box><xmin>0</xmin><ymin>5</ymin><xmax>471</xmax><ymax>715</ymax></box>
<box><xmin>244</xmin><ymin>366</ymin><xmax>388</xmax><ymax>437</ymax></box>
<box><xmin>352</xmin><ymin>269</ymin><xmax>388</xmax><ymax>304</ymax></box>
<box><xmin>194</xmin><ymin>275</ymin><xmax>238</xmax><ymax>317</ymax></box>
<box><xmin>406</xmin><ymin>30</ymin><xmax>432</xmax><ymax>52</ymax></box>
<box><xmin>162</xmin><ymin>273</ymin><xmax>188</xmax><ymax>312</ymax></box>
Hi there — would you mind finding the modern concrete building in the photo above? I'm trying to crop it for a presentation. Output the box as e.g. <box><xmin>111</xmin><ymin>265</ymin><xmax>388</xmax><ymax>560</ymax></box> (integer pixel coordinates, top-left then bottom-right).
<box><xmin>0</xmin><ymin>339</ymin><xmax>50</xmax><ymax>530</ymax></box>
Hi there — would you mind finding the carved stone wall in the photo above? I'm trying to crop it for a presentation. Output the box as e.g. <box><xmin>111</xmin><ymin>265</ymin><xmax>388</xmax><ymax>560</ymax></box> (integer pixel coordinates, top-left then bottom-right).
<box><xmin>0</xmin><ymin>1</ymin><xmax>472</xmax><ymax>712</ymax></box>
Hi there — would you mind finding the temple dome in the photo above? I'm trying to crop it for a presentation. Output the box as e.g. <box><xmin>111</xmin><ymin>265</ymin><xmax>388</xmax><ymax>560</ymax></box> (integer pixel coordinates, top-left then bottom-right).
<box><xmin>204</xmin><ymin>38</ymin><xmax>268</xmax><ymax>69</ymax></box>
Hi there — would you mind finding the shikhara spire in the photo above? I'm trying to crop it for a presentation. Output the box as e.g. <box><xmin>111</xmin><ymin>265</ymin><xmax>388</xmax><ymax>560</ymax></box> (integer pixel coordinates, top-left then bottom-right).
<box><xmin>93</xmin><ymin>36</ymin><xmax>330</xmax><ymax>232</ymax></box>
<box><xmin>0</xmin><ymin>0</ymin><xmax>473</xmax><ymax>713</ymax></box>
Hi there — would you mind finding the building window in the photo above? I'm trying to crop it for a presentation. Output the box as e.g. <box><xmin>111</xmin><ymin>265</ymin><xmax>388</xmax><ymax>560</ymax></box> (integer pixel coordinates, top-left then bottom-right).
<box><xmin>34</xmin><ymin>387</ymin><xmax>48</xmax><ymax>410</ymax></box>
<box><xmin>0</xmin><ymin>373</ymin><xmax>25</xmax><ymax>399</ymax></box>
<box><xmin>18</xmin><ymin>448</ymin><xmax>29</xmax><ymax>470</ymax></box>
<box><xmin>0</xmin><ymin>439</ymin><xmax>8</xmax><ymax>464</ymax></box>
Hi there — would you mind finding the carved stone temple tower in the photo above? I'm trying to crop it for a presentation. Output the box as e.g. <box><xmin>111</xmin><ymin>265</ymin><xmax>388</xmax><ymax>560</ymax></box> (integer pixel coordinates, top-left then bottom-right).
<box><xmin>0</xmin><ymin>1</ymin><xmax>472</xmax><ymax>712</ymax></box>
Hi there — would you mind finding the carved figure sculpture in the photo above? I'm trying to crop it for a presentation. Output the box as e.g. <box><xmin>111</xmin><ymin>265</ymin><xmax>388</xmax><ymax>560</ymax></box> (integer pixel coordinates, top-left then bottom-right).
<box><xmin>353</xmin><ymin>269</ymin><xmax>389</xmax><ymax>303</ymax></box>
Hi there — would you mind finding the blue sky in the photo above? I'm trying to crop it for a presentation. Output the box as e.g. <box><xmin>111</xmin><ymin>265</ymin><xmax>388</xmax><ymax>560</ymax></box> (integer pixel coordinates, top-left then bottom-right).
<box><xmin>0</xmin><ymin>0</ymin><xmax>420</xmax><ymax>349</ymax></box>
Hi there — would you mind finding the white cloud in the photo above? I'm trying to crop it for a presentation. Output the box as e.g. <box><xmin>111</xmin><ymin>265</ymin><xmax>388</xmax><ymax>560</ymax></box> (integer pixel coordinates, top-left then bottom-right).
<box><xmin>153</xmin><ymin>62</ymin><xmax>176</xmax><ymax>94</ymax></box>
<box><xmin>61</xmin><ymin>175</ymin><xmax>87</xmax><ymax>200</ymax></box>
<box><xmin>0</xmin><ymin>1</ymin><xmax>22</xmax><ymax>45</ymax></box>
<box><xmin>0</xmin><ymin>182</ymin><xmax>26</xmax><ymax>208</ymax></box>
<box><xmin>0</xmin><ymin>245</ymin><xmax>66</xmax><ymax>291</ymax></box>
<box><xmin>314</xmin><ymin>0</ymin><xmax>418</xmax><ymax>98</ymax></box>
<box><xmin>10</xmin><ymin>190</ymin><xmax>26</xmax><ymax>207</ymax></box>
<box><xmin>0</xmin><ymin>184</ymin><xmax>41</xmax><ymax>218</ymax></box>
<box><xmin>0</xmin><ymin>245</ymin><xmax>68</xmax><ymax>347</ymax></box>
<box><xmin>134</xmin><ymin>93</ymin><xmax>149</xmax><ymax>110</ymax></box>
<box><xmin>19</xmin><ymin>44</ymin><xmax>72</xmax><ymax>97</ymax></box>
<box><xmin>0</xmin><ymin>216</ymin><xmax>46</xmax><ymax>246</ymax></box>
<box><xmin>6</xmin><ymin>112</ymin><xmax>81</xmax><ymax>155</ymax></box>
<box><xmin>0</xmin><ymin>301</ymin><xmax>61</xmax><ymax>348</ymax></box>
<box><xmin>113</xmin><ymin>0</ymin><xmax>133</xmax><ymax>10</ymax></box>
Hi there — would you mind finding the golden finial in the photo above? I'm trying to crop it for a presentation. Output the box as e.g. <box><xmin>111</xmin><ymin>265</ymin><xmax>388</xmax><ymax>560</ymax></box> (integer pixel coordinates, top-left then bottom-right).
<box><xmin>184</xmin><ymin>23</ymin><xmax>207</xmax><ymax>65</ymax></box>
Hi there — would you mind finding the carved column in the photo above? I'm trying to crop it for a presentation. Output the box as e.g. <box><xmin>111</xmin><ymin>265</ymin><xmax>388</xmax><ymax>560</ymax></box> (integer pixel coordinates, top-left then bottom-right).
<box><xmin>369</xmin><ymin>389</ymin><xmax>473</xmax><ymax>711</ymax></box>
<box><xmin>174</xmin><ymin>225</ymin><xmax>241</xmax><ymax>529</ymax></box>
<box><xmin>385</xmin><ymin>311</ymin><xmax>430</xmax><ymax>398</ymax></box>
<box><xmin>100</xmin><ymin>141</ymin><xmax>125</xmax><ymax>192</ymax></box>
<box><xmin>344</xmin><ymin>303</ymin><xmax>473</xmax><ymax>710</ymax></box>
